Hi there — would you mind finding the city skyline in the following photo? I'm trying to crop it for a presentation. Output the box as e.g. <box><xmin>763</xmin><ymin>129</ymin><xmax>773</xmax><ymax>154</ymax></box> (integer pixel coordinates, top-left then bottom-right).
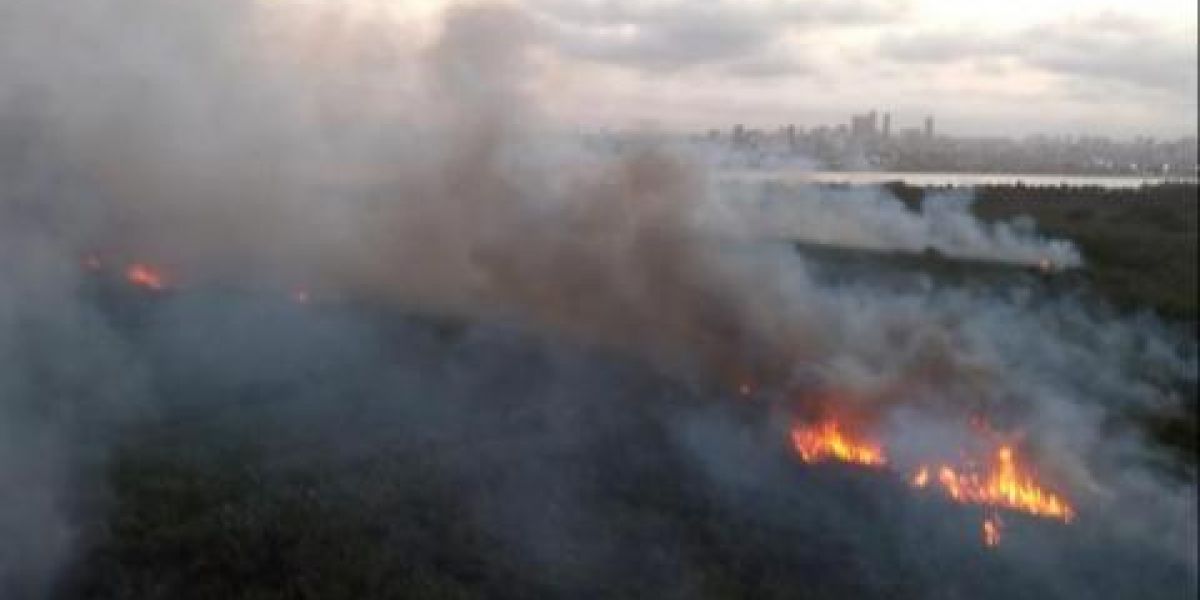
<box><xmin>381</xmin><ymin>0</ymin><xmax>1199</xmax><ymax>138</ymax></box>
<box><xmin>680</xmin><ymin>109</ymin><xmax>1198</xmax><ymax>176</ymax></box>
<box><xmin>707</xmin><ymin>109</ymin><xmax>1200</xmax><ymax>143</ymax></box>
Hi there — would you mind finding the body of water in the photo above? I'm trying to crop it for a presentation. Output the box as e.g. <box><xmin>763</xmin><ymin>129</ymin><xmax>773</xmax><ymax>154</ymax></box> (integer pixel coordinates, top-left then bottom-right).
<box><xmin>722</xmin><ymin>169</ymin><xmax>1198</xmax><ymax>188</ymax></box>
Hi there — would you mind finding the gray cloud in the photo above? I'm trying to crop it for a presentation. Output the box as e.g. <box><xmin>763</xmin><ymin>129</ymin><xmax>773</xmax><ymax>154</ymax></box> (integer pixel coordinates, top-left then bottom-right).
<box><xmin>721</xmin><ymin>55</ymin><xmax>814</xmax><ymax>78</ymax></box>
<box><xmin>528</xmin><ymin>0</ymin><xmax>907</xmax><ymax>73</ymax></box>
<box><xmin>877</xmin><ymin>32</ymin><xmax>1016</xmax><ymax>63</ymax></box>
<box><xmin>1022</xmin><ymin>16</ymin><xmax>1197</xmax><ymax>94</ymax></box>
<box><xmin>527</xmin><ymin>0</ymin><xmax>907</xmax><ymax>27</ymax></box>
<box><xmin>879</xmin><ymin>13</ymin><xmax>1198</xmax><ymax>96</ymax></box>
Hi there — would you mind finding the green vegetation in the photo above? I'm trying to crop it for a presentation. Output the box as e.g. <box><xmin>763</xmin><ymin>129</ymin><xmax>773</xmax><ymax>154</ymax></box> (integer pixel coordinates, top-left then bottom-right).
<box><xmin>975</xmin><ymin>184</ymin><xmax>1197</xmax><ymax>321</ymax></box>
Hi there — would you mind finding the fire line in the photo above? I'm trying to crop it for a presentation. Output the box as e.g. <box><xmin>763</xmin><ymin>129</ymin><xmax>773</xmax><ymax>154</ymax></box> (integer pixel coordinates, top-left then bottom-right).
<box><xmin>790</xmin><ymin>419</ymin><xmax>1075</xmax><ymax>547</ymax></box>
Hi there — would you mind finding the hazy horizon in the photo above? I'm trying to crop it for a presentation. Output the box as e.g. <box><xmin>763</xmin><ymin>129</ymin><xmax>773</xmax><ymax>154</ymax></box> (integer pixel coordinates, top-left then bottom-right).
<box><xmin>346</xmin><ymin>0</ymin><xmax>1200</xmax><ymax>139</ymax></box>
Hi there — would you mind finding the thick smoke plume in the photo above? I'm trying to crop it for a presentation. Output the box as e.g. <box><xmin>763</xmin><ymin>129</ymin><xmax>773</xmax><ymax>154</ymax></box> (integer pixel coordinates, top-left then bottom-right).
<box><xmin>0</xmin><ymin>1</ymin><xmax>1195</xmax><ymax>598</ymax></box>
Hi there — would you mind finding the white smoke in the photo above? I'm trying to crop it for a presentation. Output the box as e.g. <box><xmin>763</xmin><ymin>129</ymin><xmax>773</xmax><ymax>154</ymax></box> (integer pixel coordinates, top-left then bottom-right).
<box><xmin>712</xmin><ymin>182</ymin><xmax>1084</xmax><ymax>267</ymax></box>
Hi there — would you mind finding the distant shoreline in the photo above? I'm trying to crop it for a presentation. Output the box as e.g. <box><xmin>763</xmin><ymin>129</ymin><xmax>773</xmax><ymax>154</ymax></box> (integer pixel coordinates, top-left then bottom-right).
<box><xmin>720</xmin><ymin>169</ymin><xmax>1199</xmax><ymax>189</ymax></box>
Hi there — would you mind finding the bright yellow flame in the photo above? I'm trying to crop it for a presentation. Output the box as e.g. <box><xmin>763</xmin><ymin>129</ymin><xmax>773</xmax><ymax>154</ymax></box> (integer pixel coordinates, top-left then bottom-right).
<box><xmin>915</xmin><ymin>445</ymin><xmax>1075</xmax><ymax>522</ymax></box>
<box><xmin>787</xmin><ymin>417</ymin><xmax>1074</xmax><ymax>547</ymax></box>
<box><xmin>791</xmin><ymin>421</ymin><xmax>887</xmax><ymax>467</ymax></box>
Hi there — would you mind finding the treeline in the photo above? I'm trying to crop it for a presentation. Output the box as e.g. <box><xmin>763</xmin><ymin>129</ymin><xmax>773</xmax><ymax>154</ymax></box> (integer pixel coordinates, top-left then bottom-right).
<box><xmin>881</xmin><ymin>181</ymin><xmax>1198</xmax><ymax>209</ymax></box>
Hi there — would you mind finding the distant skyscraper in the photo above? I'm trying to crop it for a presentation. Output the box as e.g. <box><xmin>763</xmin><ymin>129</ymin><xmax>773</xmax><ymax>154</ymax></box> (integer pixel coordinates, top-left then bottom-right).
<box><xmin>924</xmin><ymin>115</ymin><xmax>935</xmax><ymax>138</ymax></box>
<box><xmin>732</xmin><ymin>124</ymin><xmax>746</xmax><ymax>146</ymax></box>
<box><xmin>850</xmin><ymin>111</ymin><xmax>878</xmax><ymax>138</ymax></box>
<box><xmin>882</xmin><ymin>112</ymin><xmax>891</xmax><ymax>138</ymax></box>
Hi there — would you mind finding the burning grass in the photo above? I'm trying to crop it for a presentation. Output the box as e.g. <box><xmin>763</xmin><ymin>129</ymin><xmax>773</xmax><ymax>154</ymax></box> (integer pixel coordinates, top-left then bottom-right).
<box><xmin>790</xmin><ymin>419</ymin><xmax>1076</xmax><ymax>548</ymax></box>
<box><xmin>790</xmin><ymin>420</ymin><xmax>887</xmax><ymax>467</ymax></box>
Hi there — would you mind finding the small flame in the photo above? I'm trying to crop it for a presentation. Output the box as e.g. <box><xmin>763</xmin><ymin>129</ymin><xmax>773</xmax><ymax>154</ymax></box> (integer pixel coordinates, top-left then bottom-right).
<box><xmin>983</xmin><ymin>515</ymin><xmax>1002</xmax><ymax>547</ymax></box>
<box><xmin>791</xmin><ymin>420</ymin><xmax>887</xmax><ymax>467</ymax></box>
<box><xmin>125</xmin><ymin>263</ymin><xmax>167</xmax><ymax>291</ymax></box>
<box><xmin>911</xmin><ymin>466</ymin><xmax>929</xmax><ymax>487</ymax></box>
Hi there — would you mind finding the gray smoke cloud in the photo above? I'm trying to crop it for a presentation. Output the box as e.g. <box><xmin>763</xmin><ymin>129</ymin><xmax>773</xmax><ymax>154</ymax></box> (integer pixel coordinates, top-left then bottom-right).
<box><xmin>716</xmin><ymin>182</ymin><xmax>1084</xmax><ymax>267</ymax></box>
<box><xmin>0</xmin><ymin>1</ymin><xmax>1194</xmax><ymax>598</ymax></box>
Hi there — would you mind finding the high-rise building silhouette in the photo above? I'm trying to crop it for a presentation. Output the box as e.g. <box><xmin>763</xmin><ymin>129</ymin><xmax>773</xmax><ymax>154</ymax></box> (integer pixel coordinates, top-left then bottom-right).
<box><xmin>924</xmin><ymin>115</ymin><xmax>935</xmax><ymax>138</ymax></box>
<box><xmin>882</xmin><ymin>112</ymin><xmax>891</xmax><ymax>138</ymax></box>
<box><xmin>850</xmin><ymin>110</ymin><xmax>879</xmax><ymax>137</ymax></box>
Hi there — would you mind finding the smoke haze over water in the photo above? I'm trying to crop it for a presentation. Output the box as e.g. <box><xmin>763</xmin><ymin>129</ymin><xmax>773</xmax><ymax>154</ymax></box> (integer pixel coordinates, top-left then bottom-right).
<box><xmin>0</xmin><ymin>1</ymin><xmax>1195</xmax><ymax>598</ymax></box>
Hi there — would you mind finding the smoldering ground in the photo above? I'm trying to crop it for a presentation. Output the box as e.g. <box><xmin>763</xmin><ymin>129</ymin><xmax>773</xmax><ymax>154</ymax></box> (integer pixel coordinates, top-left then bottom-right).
<box><xmin>0</xmin><ymin>1</ymin><xmax>1196</xmax><ymax>598</ymax></box>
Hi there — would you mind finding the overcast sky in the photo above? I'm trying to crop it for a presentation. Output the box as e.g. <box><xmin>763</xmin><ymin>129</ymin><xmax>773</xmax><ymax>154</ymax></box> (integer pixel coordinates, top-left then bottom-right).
<box><xmin>362</xmin><ymin>0</ymin><xmax>1197</xmax><ymax>137</ymax></box>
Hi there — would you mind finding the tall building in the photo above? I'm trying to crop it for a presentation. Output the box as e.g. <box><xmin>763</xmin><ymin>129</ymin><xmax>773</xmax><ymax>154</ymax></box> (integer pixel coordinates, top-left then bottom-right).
<box><xmin>924</xmin><ymin>115</ymin><xmax>935</xmax><ymax>138</ymax></box>
<box><xmin>882</xmin><ymin>112</ymin><xmax>891</xmax><ymax>138</ymax></box>
<box><xmin>850</xmin><ymin>110</ymin><xmax>879</xmax><ymax>137</ymax></box>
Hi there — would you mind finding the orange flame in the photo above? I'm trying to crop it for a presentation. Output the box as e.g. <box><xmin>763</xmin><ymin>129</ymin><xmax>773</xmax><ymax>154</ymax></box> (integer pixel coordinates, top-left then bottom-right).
<box><xmin>915</xmin><ymin>445</ymin><xmax>1074</xmax><ymax>522</ymax></box>
<box><xmin>125</xmin><ymin>263</ymin><xmax>167</xmax><ymax>291</ymax></box>
<box><xmin>791</xmin><ymin>420</ymin><xmax>887</xmax><ymax>467</ymax></box>
<box><xmin>789</xmin><ymin>416</ymin><xmax>1074</xmax><ymax>547</ymax></box>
